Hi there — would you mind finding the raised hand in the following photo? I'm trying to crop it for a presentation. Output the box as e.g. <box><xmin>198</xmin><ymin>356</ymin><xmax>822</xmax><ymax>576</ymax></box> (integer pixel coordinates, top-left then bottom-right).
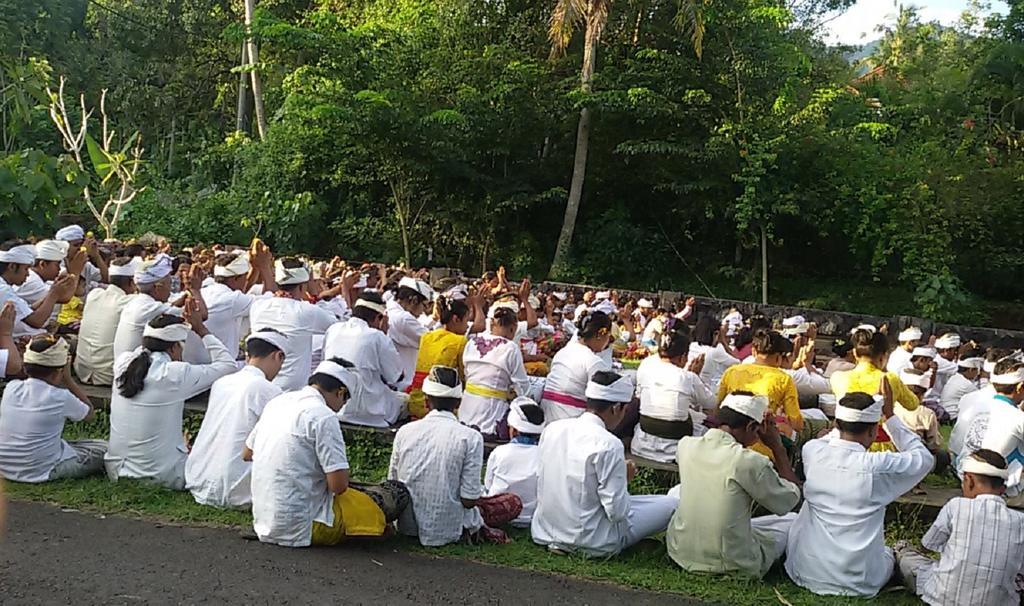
<box><xmin>0</xmin><ymin>302</ymin><xmax>15</xmax><ymax>336</ymax></box>
<box><xmin>66</xmin><ymin>248</ymin><xmax>88</xmax><ymax>277</ymax></box>
<box><xmin>879</xmin><ymin>375</ymin><xmax>894</xmax><ymax>419</ymax></box>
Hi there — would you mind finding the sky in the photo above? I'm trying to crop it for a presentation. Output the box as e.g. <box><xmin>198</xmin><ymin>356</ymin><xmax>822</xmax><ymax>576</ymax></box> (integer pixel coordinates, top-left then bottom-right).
<box><xmin>823</xmin><ymin>0</ymin><xmax>1009</xmax><ymax>45</ymax></box>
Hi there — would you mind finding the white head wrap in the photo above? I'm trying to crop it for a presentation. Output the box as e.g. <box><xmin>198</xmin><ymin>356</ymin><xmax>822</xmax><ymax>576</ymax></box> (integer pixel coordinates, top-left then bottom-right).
<box><xmin>143</xmin><ymin>321</ymin><xmax>189</xmax><ymax>343</ymax></box>
<box><xmin>422</xmin><ymin>366</ymin><xmax>463</xmax><ymax>399</ymax></box>
<box><xmin>962</xmin><ymin>454</ymin><xmax>1011</xmax><ymax>479</ymax></box>
<box><xmin>488</xmin><ymin>300</ymin><xmax>520</xmax><ymax>319</ymax></box>
<box><xmin>398</xmin><ymin>276</ymin><xmax>434</xmax><ymax>300</ymax></box>
<box><xmin>214</xmin><ymin>254</ymin><xmax>250</xmax><ymax>278</ymax></box>
<box><xmin>444</xmin><ymin>284</ymin><xmax>468</xmax><ymax>301</ymax></box>
<box><xmin>108</xmin><ymin>258</ymin><xmax>141</xmax><ymax>278</ymax></box>
<box><xmin>314</xmin><ymin>359</ymin><xmax>360</xmax><ymax>393</ymax></box>
<box><xmin>898</xmin><ymin>327</ymin><xmax>922</xmax><ymax>342</ymax></box>
<box><xmin>563</xmin><ymin>304</ymin><xmax>577</xmax><ymax>316</ymax></box>
<box><xmin>584</xmin><ymin>373</ymin><xmax>635</xmax><ymax>403</ymax></box>
<box><xmin>911</xmin><ymin>347</ymin><xmax>936</xmax><ymax>359</ymax></box>
<box><xmin>783</xmin><ymin>323</ymin><xmax>810</xmax><ymax>337</ymax></box>
<box><xmin>508</xmin><ymin>397</ymin><xmax>545</xmax><ymax>434</ymax></box>
<box><xmin>935</xmin><ymin>333</ymin><xmax>961</xmax><ymax>349</ymax></box>
<box><xmin>0</xmin><ymin>244</ymin><xmax>36</xmax><ymax>265</ymax></box>
<box><xmin>637</xmin><ymin>298</ymin><xmax>653</xmax><ymax>309</ymax></box>
<box><xmin>983</xmin><ymin>361</ymin><xmax>997</xmax><ymax>375</ymax></box>
<box><xmin>354</xmin><ymin>274</ymin><xmax>368</xmax><ymax>289</ymax></box>
<box><xmin>720</xmin><ymin>393</ymin><xmax>769</xmax><ymax>421</ymax></box>
<box><xmin>593</xmin><ymin>300</ymin><xmax>617</xmax><ymax>316</ymax></box>
<box><xmin>354</xmin><ymin>297</ymin><xmax>387</xmax><ymax>315</ymax></box>
<box><xmin>34</xmin><ymin>240</ymin><xmax>69</xmax><ymax>262</ymax></box>
<box><xmin>528</xmin><ymin>294</ymin><xmax>541</xmax><ymax>310</ymax></box>
<box><xmin>134</xmin><ymin>254</ymin><xmax>174</xmax><ymax>285</ymax></box>
<box><xmin>990</xmin><ymin>367</ymin><xmax>1024</xmax><ymax>386</ymax></box>
<box><xmin>23</xmin><ymin>337</ymin><xmax>70</xmax><ymax>367</ymax></box>
<box><xmin>246</xmin><ymin>329</ymin><xmax>289</xmax><ymax>354</ymax></box>
<box><xmin>958</xmin><ymin>357</ymin><xmax>984</xmax><ymax>370</ymax></box>
<box><xmin>852</xmin><ymin>323</ymin><xmax>877</xmax><ymax>335</ymax></box>
<box><xmin>275</xmin><ymin>259</ymin><xmax>310</xmax><ymax>286</ymax></box>
<box><xmin>55</xmin><ymin>225</ymin><xmax>85</xmax><ymax>242</ymax></box>
<box><xmin>782</xmin><ymin>315</ymin><xmax>806</xmax><ymax>328</ymax></box>
<box><xmin>899</xmin><ymin>370</ymin><xmax>931</xmax><ymax>389</ymax></box>
<box><xmin>834</xmin><ymin>394</ymin><xmax>884</xmax><ymax>423</ymax></box>
<box><xmin>552</xmin><ymin>292</ymin><xmax>567</xmax><ymax>302</ymax></box>
<box><xmin>594</xmin><ymin>291</ymin><xmax>610</xmax><ymax>301</ymax></box>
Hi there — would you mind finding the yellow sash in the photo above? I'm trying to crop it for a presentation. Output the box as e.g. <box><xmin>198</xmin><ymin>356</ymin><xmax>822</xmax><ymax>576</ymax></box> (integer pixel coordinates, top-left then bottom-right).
<box><xmin>465</xmin><ymin>383</ymin><xmax>512</xmax><ymax>400</ymax></box>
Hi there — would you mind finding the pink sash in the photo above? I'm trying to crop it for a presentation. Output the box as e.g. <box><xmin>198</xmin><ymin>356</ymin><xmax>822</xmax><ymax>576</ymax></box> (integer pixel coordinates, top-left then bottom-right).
<box><xmin>542</xmin><ymin>389</ymin><xmax>587</xmax><ymax>409</ymax></box>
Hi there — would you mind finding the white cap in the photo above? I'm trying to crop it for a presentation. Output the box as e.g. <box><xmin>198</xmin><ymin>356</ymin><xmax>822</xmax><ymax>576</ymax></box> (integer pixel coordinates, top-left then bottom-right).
<box><xmin>34</xmin><ymin>240</ymin><xmax>70</xmax><ymax>262</ymax></box>
<box><xmin>898</xmin><ymin>327</ymin><xmax>922</xmax><ymax>342</ymax></box>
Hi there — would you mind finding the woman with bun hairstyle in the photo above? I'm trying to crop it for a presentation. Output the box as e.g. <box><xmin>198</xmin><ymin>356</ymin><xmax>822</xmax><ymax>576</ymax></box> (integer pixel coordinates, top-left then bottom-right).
<box><xmin>540</xmin><ymin>310</ymin><xmax>614</xmax><ymax>422</ymax></box>
<box><xmin>457</xmin><ymin>301</ymin><xmax>531</xmax><ymax>439</ymax></box>
<box><xmin>632</xmin><ymin>324</ymin><xmax>716</xmax><ymax>462</ymax></box>
<box><xmin>407</xmin><ymin>295</ymin><xmax>483</xmax><ymax>419</ymax></box>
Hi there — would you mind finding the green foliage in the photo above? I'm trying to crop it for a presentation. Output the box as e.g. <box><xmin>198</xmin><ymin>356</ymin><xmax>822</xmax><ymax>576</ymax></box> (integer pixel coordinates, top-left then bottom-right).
<box><xmin>0</xmin><ymin>148</ymin><xmax>86</xmax><ymax>240</ymax></box>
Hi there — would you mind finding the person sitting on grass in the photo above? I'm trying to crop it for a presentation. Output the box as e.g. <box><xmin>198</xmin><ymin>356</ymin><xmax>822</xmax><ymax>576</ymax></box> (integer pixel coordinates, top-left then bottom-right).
<box><xmin>389</xmin><ymin>366</ymin><xmax>522</xmax><ymax>547</ymax></box>
<box><xmin>940</xmin><ymin>350</ymin><xmax>983</xmax><ymax>422</ymax></box>
<box><xmin>185</xmin><ymin>329</ymin><xmax>288</xmax><ymax>509</ymax></box>
<box><xmin>532</xmin><ymin>371</ymin><xmax>678</xmax><ymax>557</ymax></box>
<box><xmin>106</xmin><ymin>312</ymin><xmax>236</xmax><ymax>490</ymax></box>
<box><xmin>897</xmin><ymin>369</ymin><xmax>949</xmax><ymax>475</ymax></box>
<box><xmin>895</xmin><ymin>449</ymin><xmax>1024</xmax><ymax>606</ymax></box>
<box><xmin>0</xmin><ymin>335</ymin><xmax>107</xmax><ymax>482</ymax></box>
<box><xmin>484</xmin><ymin>397</ymin><xmax>545</xmax><ymax>528</ymax></box>
<box><xmin>667</xmin><ymin>392</ymin><xmax>801</xmax><ymax>579</ymax></box>
<box><xmin>244</xmin><ymin>358</ymin><xmax>410</xmax><ymax>547</ymax></box>
<box><xmin>785</xmin><ymin>382</ymin><xmax>934</xmax><ymax>598</ymax></box>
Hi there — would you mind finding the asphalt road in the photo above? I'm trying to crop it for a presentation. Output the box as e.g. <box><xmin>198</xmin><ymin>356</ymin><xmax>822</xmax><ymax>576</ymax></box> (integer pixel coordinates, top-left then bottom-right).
<box><xmin>1</xmin><ymin>501</ymin><xmax>696</xmax><ymax>605</ymax></box>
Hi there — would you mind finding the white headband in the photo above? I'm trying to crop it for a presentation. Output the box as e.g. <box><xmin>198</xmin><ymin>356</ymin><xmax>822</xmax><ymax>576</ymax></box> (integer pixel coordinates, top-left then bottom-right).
<box><xmin>422</xmin><ymin>367</ymin><xmax>463</xmax><ymax>399</ymax></box>
<box><xmin>852</xmin><ymin>323</ymin><xmax>877</xmax><ymax>335</ymax></box>
<box><xmin>990</xmin><ymin>368</ymin><xmax>1024</xmax><ymax>386</ymax></box>
<box><xmin>899</xmin><ymin>370</ymin><xmax>931</xmax><ymax>389</ymax></box>
<box><xmin>214</xmin><ymin>254</ymin><xmax>250</xmax><ymax>277</ymax></box>
<box><xmin>134</xmin><ymin>254</ymin><xmax>174</xmax><ymax>285</ymax></box>
<box><xmin>898</xmin><ymin>327</ymin><xmax>922</xmax><ymax>342</ymax></box>
<box><xmin>143</xmin><ymin>322</ymin><xmax>189</xmax><ymax>343</ymax></box>
<box><xmin>444</xmin><ymin>284</ymin><xmax>468</xmax><ymax>301</ymax></box>
<box><xmin>935</xmin><ymin>334</ymin><xmax>961</xmax><ymax>349</ymax></box>
<box><xmin>834</xmin><ymin>395</ymin><xmax>884</xmax><ymax>423</ymax></box>
<box><xmin>593</xmin><ymin>300</ymin><xmax>617</xmax><ymax>315</ymax></box>
<box><xmin>508</xmin><ymin>397</ymin><xmax>545</xmax><ymax>433</ymax></box>
<box><xmin>246</xmin><ymin>329</ymin><xmax>289</xmax><ymax>354</ymax></box>
<box><xmin>488</xmin><ymin>300</ymin><xmax>519</xmax><ymax>318</ymax></box>
<box><xmin>354</xmin><ymin>298</ymin><xmax>387</xmax><ymax>315</ymax></box>
<box><xmin>108</xmin><ymin>259</ymin><xmax>141</xmax><ymax>277</ymax></box>
<box><xmin>958</xmin><ymin>357</ymin><xmax>984</xmax><ymax>370</ymax></box>
<box><xmin>595</xmin><ymin>291</ymin><xmax>610</xmax><ymax>301</ymax></box>
<box><xmin>398</xmin><ymin>276</ymin><xmax>434</xmax><ymax>300</ymax></box>
<box><xmin>984</xmin><ymin>361</ymin><xmax>997</xmax><ymax>375</ymax></box>
<box><xmin>962</xmin><ymin>455</ymin><xmax>1010</xmax><ymax>479</ymax></box>
<box><xmin>314</xmin><ymin>360</ymin><xmax>359</xmax><ymax>393</ymax></box>
<box><xmin>275</xmin><ymin>260</ymin><xmax>310</xmax><ymax>286</ymax></box>
<box><xmin>585</xmin><ymin>374</ymin><xmax>635</xmax><ymax>403</ymax></box>
<box><xmin>0</xmin><ymin>244</ymin><xmax>36</xmax><ymax>265</ymax></box>
<box><xmin>911</xmin><ymin>347</ymin><xmax>936</xmax><ymax>359</ymax></box>
<box><xmin>55</xmin><ymin>225</ymin><xmax>85</xmax><ymax>242</ymax></box>
<box><xmin>23</xmin><ymin>337</ymin><xmax>70</xmax><ymax>367</ymax></box>
<box><xmin>34</xmin><ymin>240</ymin><xmax>70</xmax><ymax>262</ymax></box>
<box><xmin>720</xmin><ymin>393</ymin><xmax>769</xmax><ymax>421</ymax></box>
<box><xmin>782</xmin><ymin>315</ymin><xmax>806</xmax><ymax>328</ymax></box>
<box><xmin>637</xmin><ymin>298</ymin><xmax>653</xmax><ymax>309</ymax></box>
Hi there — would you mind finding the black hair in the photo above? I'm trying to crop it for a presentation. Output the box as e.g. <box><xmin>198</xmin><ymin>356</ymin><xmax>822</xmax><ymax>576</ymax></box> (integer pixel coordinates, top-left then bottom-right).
<box><xmin>852</xmin><ymin>329</ymin><xmax>888</xmax><ymax>360</ymax></box>
<box><xmin>247</xmin><ymin>328</ymin><xmax>285</xmax><ymax>358</ymax></box>
<box><xmin>117</xmin><ymin>315</ymin><xmax>184</xmax><ymax>398</ymax></box>
<box><xmin>308</xmin><ymin>356</ymin><xmax>355</xmax><ymax>392</ymax></box>
<box><xmin>124</xmin><ymin>243</ymin><xmax>144</xmax><ymax>258</ymax></box>
<box><xmin>835</xmin><ymin>392</ymin><xmax>879</xmax><ymax>435</ymax></box>
<box><xmin>109</xmin><ymin>257</ymin><xmax>135</xmax><ymax>290</ymax></box>
<box><xmin>578</xmin><ymin>310</ymin><xmax>612</xmax><ymax>340</ymax></box>
<box><xmin>991</xmin><ymin>359</ymin><xmax>1024</xmax><ymax>395</ymax></box>
<box><xmin>968</xmin><ymin>449</ymin><xmax>1007</xmax><ymax>488</ymax></box>
<box><xmin>425</xmin><ymin>366</ymin><xmax>462</xmax><ymax>412</ymax></box>
<box><xmin>752</xmin><ymin>330</ymin><xmax>793</xmax><ymax>356</ymax></box>
<box><xmin>491</xmin><ymin>305</ymin><xmax>518</xmax><ymax>329</ymax></box>
<box><xmin>659</xmin><ymin>327</ymin><xmax>690</xmax><ymax>359</ymax></box>
<box><xmin>693</xmin><ymin>315</ymin><xmax>718</xmax><ymax>346</ymax></box>
<box><xmin>733</xmin><ymin>326</ymin><xmax>754</xmax><ymax>350</ymax></box>
<box><xmin>352</xmin><ymin>291</ymin><xmax>386</xmax><ymax>323</ymax></box>
<box><xmin>748</xmin><ymin>314</ymin><xmax>771</xmax><ymax>333</ymax></box>
<box><xmin>23</xmin><ymin>336</ymin><xmax>66</xmax><ymax>378</ymax></box>
<box><xmin>0</xmin><ymin>239</ymin><xmax>30</xmax><ymax>274</ymax></box>
<box><xmin>585</xmin><ymin>370</ymin><xmax>629</xmax><ymax>412</ymax></box>
<box><xmin>172</xmin><ymin>254</ymin><xmax>191</xmax><ymax>272</ymax></box>
<box><xmin>832</xmin><ymin>338</ymin><xmax>854</xmax><ymax>358</ymax></box>
<box><xmin>717</xmin><ymin>391</ymin><xmax>760</xmax><ymax>429</ymax></box>
<box><xmin>437</xmin><ymin>296</ymin><xmax>469</xmax><ymax>325</ymax></box>
<box><xmin>395</xmin><ymin>285</ymin><xmax>427</xmax><ymax>304</ymax></box>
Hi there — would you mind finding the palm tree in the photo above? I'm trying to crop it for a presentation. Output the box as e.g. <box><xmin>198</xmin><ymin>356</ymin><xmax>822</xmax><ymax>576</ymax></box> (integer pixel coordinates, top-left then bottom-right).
<box><xmin>547</xmin><ymin>0</ymin><xmax>707</xmax><ymax>278</ymax></box>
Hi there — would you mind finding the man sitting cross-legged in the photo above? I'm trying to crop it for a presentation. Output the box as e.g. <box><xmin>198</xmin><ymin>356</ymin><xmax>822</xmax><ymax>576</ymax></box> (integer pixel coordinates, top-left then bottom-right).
<box><xmin>389</xmin><ymin>365</ymin><xmax>523</xmax><ymax>547</ymax></box>
<box><xmin>667</xmin><ymin>391</ymin><xmax>801</xmax><ymax>578</ymax></box>
<box><xmin>785</xmin><ymin>380</ymin><xmax>934</xmax><ymax>597</ymax></box>
<box><xmin>244</xmin><ymin>358</ymin><xmax>409</xmax><ymax>547</ymax></box>
<box><xmin>895</xmin><ymin>449</ymin><xmax>1024</xmax><ymax>606</ymax></box>
<box><xmin>185</xmin><ymin>329</ymin><xmax>288</xmax><ymax>509</ymax></box>
<box><xmin>532</xmin><ymin>371</ymin><xmax>678</xmax><ymax>557</ymax></box>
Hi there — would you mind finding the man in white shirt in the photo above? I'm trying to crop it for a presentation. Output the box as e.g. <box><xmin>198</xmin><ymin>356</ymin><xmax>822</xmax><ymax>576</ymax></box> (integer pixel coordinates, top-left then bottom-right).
<box><xmin>112</xmin><ymin>254</ymin><xmax>193</xmax><ymax>360</ymax></box>
<box><xmin>390</xmin><ymin>366</ymin><xmax>523</xmax><ymax>546</ymax></box>
<box><xmin>325</xmin><ymin>292</ymin><xmax>407</xmax><ymax>427</ymax></box>
<box><xmin>0</xmin><ymin>336</ymin><xmax>106</xmax><ymax>482</ymax></box>
<box><xmin>940</xmin><ymin>353</ymin><xmax>983</xmax><ymax>421</ymax></box>
<box><xmin>387</xmin><ymin>277</ymin><xmax>433</xmax><ymax>386</ymax></box>
<box><xmin>887</xmin><ymin>326</ymin><xmax>922</xmax><ymax>373</ymax></box>
<box><xmin>54</xmin><ymin>224</ymin><xmax>108</xmax><ymax>289</ymax></box>
<box><xmin>249</xmin><ymin>257</ymin><xmax>337</xmax><ymax>391</ymax></box>
<box><xmin>532</xmin><ymin>371</ymin><xmax>678</xmax><ymax>557</ymax></box>
<box><xmin>930</xmin><ymin>333</ymin><xmax>961</xmax><ymax>401</ymax></box>
<box><xmin>785</xmin><ymin>383</ymin><xmax>934</xmax><ymax>597</ymax></box>
<box><xmin>74</xmin><ymin>258</ymin><xmax>138</xmax><ymax>385</ymax></box>
<box><xmin>185</xmin><ymin>329</ymin><xmax>287</xmax><ymax>508</ymax></box>
<box><xmin>977</xmin><ymin>359</ymin><xmax>1024</xmax><ymax>488</ymax></box>
<box><xmin>485</xmin><ymin>397</ymin><xmax>545</xmax><ymax>527</ymax></box>
<box><xmin>245</xmin><ymin>358</ymin><xmax>407</xmax><ymax>547</ymax></box>
<box><xmin>0</xmin><ymin>240</ymin><xmax>76</xmax><ymax>335</ymax></box>
<box><xmin>13</xmin><ymin>239</ymin><xmax>76</xmax><ymax>329</ymax></box>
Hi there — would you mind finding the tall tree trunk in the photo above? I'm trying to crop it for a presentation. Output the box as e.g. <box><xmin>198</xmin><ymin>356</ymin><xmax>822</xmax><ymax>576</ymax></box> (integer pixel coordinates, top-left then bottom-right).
<box><xmin>235</xmin><ymin>42</ymin><xmax>253</xmax><ymax>133</ymax></box>
<box><xmin>243</xmin><ymin>0</ymin><xmax>267</xmax><ymax>140</ymax></box>
<box><xmin>549</xmin><ymin>18</ymin><xmax>599</xmax><ymax>278</ymax></box>
<box><xmin>760</xmin><ymin>224</ymin><xmax>768</xmax><ymax>305</ymax></box>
